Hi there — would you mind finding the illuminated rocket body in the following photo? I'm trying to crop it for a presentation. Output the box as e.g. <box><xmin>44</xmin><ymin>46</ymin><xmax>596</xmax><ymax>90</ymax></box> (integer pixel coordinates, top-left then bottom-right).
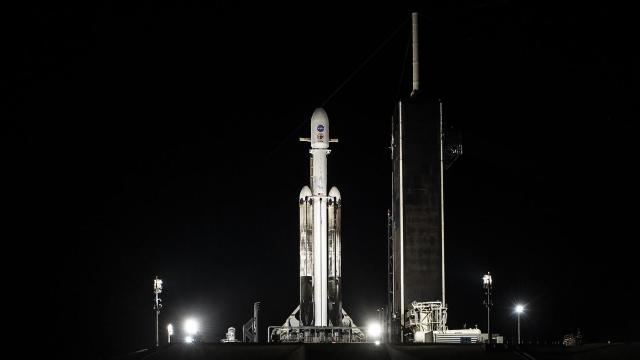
<box><xmin>299</xmin><ymin>108</ymin><xmax>342</xmax><ymax>326</ymax></box>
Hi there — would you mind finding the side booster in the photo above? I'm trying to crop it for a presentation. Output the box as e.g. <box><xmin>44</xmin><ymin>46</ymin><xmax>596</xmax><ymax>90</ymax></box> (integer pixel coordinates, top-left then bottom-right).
<box><xmin>299</xmin><ymin>108</ymin><xmax>342</xmax><ymax>327</ymax></box>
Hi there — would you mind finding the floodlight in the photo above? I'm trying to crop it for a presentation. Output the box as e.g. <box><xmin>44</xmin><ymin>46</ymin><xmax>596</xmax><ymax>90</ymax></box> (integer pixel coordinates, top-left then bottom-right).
<box><xmin>482</xmin><ymin>273</ymin><xmax>492</xmax><ymax>287</ymax></box>
<box><xmin>367</xmin><ymin>322</ymin><xmax>382</xmax><ymax>338</ymax></box>
<box><xmin>154</xmin><ymin>278</ymin><xmax>163</xmax><ymax>293</ymax></box>
<box><xmin>184</xmin><ymin>318</ymin><xmax>199</xmax><ymax>335</ymax></box>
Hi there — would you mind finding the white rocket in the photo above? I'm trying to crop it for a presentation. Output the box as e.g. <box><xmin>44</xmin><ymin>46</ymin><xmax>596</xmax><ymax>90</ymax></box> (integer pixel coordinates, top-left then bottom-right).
<box><xmin>298</xmin><ymin>108</ymin><xmax>342</xmax><ymax>326</ymax></box>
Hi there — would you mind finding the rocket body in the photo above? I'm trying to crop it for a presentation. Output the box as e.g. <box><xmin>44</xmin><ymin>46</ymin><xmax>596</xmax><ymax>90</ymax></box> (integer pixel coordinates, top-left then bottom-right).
<box><xmin>299</xmin><ymin>108</ymin><xmax>342</xmax><ymax>327</ymax></box>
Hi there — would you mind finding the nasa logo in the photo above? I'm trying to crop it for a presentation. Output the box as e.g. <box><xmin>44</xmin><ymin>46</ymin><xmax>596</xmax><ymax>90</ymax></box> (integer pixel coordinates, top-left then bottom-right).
<box><xmin>317</xmin><ymin>124</ymin><xmax>325</xmax><ymax>132</ymax></box>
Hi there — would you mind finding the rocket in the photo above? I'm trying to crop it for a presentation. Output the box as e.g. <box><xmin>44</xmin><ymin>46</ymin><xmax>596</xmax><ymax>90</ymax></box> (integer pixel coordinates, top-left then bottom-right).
<box><xmin>275</xmin><ymin>108</ymin><xmax>361</xmax><ymax>338</ymax></box>
<box><xmin>298</xmin><ymin>108</ymin><xmax>342</xmax><ymax>327</ymax></box>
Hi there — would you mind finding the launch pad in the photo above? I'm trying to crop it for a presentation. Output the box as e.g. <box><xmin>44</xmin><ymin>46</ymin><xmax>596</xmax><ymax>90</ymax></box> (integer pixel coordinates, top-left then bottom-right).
<box><xmin>270</xmin><ymin>13</ymin><xmax>460</xmax><ymax>344</ymax></box>
<box><xmin>124</xmin><ymin>342</ymin><xmax>545</xmax><ymax>360</ymax></box>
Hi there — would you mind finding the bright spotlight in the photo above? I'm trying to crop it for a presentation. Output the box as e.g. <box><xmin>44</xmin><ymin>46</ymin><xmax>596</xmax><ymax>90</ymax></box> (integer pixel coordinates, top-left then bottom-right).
<box><xmin>167</xmin><ymin>323</ymin><xmax>174</xmax><ymax>343</ymax></box>
<box><xmin>153</xmin><ymin>278</ymin><xmax>163</xmax><ymax>293</ymax></box>
<box><xmin>367</xmin><ymin>322</ymin><xmax>382</xmax><ymax>338</ymax></box>
<box><xmin>185</xmin><ymin>336</ymin><xmax>194</xmax><ymax>343</ymax></box>
<box><xmin>184</xmin><ymin>318</ymin><xmax>199</xmax><ymax>335</ymax></box>
<box><xmin>374</xmin><ymin>340</ymin><xmax>381</xmax><ymax>346</ymax></box>
<box><xmin>482</xmin><ymin>273</ymin><xmax>492</xmax><ymax>288</ymax></box>
<box><xmin>515</xmin><ymin>304</ymin><xmax>524</xmax><ymax>314</ymax></box>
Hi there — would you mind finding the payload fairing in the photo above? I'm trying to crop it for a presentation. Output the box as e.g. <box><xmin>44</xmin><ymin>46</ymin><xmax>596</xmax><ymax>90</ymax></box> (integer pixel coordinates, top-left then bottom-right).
<box><xmin>298</xmin><ymin>108</ymin><xmax>342</xmax><ymax>326</ymax></box>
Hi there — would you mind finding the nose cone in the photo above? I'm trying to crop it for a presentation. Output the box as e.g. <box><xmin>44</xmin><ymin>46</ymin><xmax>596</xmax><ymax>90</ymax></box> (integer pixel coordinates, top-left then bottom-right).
<box><xmin>310</xmin><ymin>108</ymin><xmax>329</xmax><ymax>149</ymax></box>
<box><xmin>299</xmin><ymin>185</ymin><xmax>312</xmax><ymax>200</ymax></box>
<box><xmin>329</xmin><ymin>186</ymin><xmax>341</xmax><ymax>202</ymax></box>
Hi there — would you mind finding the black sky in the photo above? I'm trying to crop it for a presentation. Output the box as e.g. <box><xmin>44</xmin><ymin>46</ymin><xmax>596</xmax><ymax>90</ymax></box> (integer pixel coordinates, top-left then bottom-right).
<box><xmin>6</xmin><ymin>2</ymin><xmax>636</xmax><ymax>359</ymax></box>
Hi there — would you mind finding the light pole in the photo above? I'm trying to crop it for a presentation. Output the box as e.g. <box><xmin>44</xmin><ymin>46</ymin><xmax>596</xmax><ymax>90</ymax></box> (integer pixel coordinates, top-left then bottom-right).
<box><xmin>482</xmin><ymin>273</ymin><xmax>493</xmax><ymax>345</ymax></box>
<box><xmin>515</xmin><ymin>304</ymin><xmax>524</xmax><ymax>344</ymax></box>
<box><xmin>153</xmin><ymin>276</ymin><xmax>163</xmax><ymax>347</ymax></box>
<box><xmin>167</xmin><ymin>324</ymin><xmax>174</xmax><ymax>343</ymax></box>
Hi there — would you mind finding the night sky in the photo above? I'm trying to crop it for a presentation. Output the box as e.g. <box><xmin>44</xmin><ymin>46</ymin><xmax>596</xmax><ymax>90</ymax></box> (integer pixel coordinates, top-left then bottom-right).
<box><xmin>7</xmin><ymin>2</ymin><xmax>636</xmax><ymax>359</ymax></box>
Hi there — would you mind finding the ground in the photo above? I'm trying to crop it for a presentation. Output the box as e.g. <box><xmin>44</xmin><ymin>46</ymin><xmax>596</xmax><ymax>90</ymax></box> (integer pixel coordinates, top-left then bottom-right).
<box><xmin>115</xmin><ymin>342</ymin><xmax>639</xmax><ymax>360</ymax></box>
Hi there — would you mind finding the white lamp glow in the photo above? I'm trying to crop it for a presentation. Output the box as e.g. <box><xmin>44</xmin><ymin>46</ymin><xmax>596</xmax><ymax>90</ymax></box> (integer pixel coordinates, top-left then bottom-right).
<box><xmin>367</xmin><ymin>322</ymin><xmax>382</xmax><ymax>338</ymax></box>
<box><xmin>184</xmin><ymin>318</ymin><xmax>199</xmax><ymax>335</ymax></box>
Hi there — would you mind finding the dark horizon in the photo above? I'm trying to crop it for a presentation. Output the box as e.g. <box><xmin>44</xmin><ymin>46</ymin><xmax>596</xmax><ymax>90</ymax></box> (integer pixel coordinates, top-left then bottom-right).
<box><xmin>7</xmin><ymin>2</ymin><xmax>635</xmax><ymax>359</ymax></box>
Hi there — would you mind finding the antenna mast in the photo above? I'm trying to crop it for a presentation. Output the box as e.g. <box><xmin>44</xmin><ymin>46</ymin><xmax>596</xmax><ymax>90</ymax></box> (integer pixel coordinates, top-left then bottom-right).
<box><xmin>411</xmin><ymin>12</ymin><xmax>419</xmax><ymax>96</ymax></box>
